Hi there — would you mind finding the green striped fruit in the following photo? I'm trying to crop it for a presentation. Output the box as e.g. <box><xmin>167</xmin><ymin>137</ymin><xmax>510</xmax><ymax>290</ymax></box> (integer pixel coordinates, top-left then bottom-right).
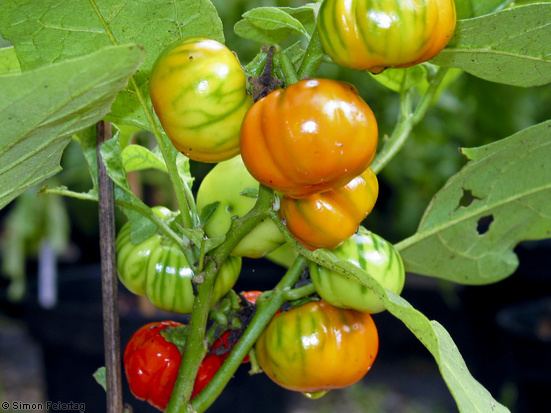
<box><xmin>318</xmin><ymin>0</ymin><xmax>456</xmax><ymax>73</ymax></box>
<box><xmin>197</xmin><ymin>156</ymin><xmax>285</xmax><ymax>258</ymax></box>
<box><xmin>150</xmin><ymin>38</ymin><xmax>252</xmax><ymax>162</ymax></box>
<box><xmin>116</xmin><ymin>206</ymin><xmax>241</xmax><ymax>314</ymax></box>
<box><xmin>309</xmin><ymin>227</ymin><xmax>405</xmax><ymax>313</ymax></box>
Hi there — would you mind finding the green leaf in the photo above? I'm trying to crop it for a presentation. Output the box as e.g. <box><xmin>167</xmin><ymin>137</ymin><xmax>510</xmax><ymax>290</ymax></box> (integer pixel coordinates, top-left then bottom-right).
<box><xmin>234</xmin><ymin>5</ymin><xmax>316</xmax><ymax>44</ymax></box>
<box><xmin>100</xmin><ymin>133</ymin><xmax>157</xmax><ymax>244</ymax></box>
<box><xmin>397</xmin><ymin>121</ymin><xmax>551</xmax><ymax>284</ymax></box>
<box><xmin>0</xmin><ymin>0</ymin><xmax>224</xmax><ymax>128</ymax></box>
<box><xmin>370</xmin><ymin>65</ymin><xmax>431</xmax><ymax>93</ymax></box>
<box><xmin>240</xmin><ymin>188</ymin><xmax>259</xmax><ymax>199</ymax></box>
<box><xmin>434</xmin><ymin>4</ymin><xmax>551</xmax><ymax>87</ymax></box>
<box><xmin>93</xmin><ymin>367</ymin><xmax>107</xmax><ymax>392</ymax></box>
<box><xmin>312</xmin><ymin>250</ymin><xmax>508</xmax><ymax>413</ymax></box>
<box><xmin>74</xmin><ymin>127</ymin><xmax>99</xmax><ymax>192</ymax></box>
<box><xmin>200</xmin><ymin>202</ymin><xmax>220</xmax><ymax>226</ymax></box>
<box><xmin>176</xmin><ymin>152</ymin><xmax>194</xmax><ymax>187</ymax></box>
<box><xmin>244</xmin><ymin>7</ymin><xmax>309</xmax><ymax>37</ymax></box>
<box><xmin>121</xmin><ymin>144</ymin><xmax>167</xmax><ymax>173</ymax></box>
<box><xmin>454</xmin><ymin>0</ymin><xmax>514</xmax><ymax>19</ymax></box>
<box><xmin>0</xmin><ymin>44</ymin><xmax>143</xmax><ymax>210</ymax></box>
<box><xmin>0</xmin><ymin>46</ymin><xmax>20</xmax><ymax>75</ymax></box>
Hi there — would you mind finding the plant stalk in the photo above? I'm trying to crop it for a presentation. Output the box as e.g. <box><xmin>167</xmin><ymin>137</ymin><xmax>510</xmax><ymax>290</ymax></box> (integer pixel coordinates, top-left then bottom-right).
<box><xmin>96</xmin><ymin>121</ymin><xmax>124</xmax><ymax>413</ymax></box>
<box><xmin>371</xmin><ymin>68</ymin><xmax>449</xmax><ymax>174</ymax></box>
<box><xmin>88</xmin><ymin>0</ymin><xmax>196</xmax><ymax>230</ymax></box>
<box><xmin>191</xmin><ymin>256</ymin><xmax>308</xmax><ymax>412</ymax></box>
<box><xmin>166</xmin><ymin>186</ymin><xmax>275</xmax><ymax>413</ymax></box>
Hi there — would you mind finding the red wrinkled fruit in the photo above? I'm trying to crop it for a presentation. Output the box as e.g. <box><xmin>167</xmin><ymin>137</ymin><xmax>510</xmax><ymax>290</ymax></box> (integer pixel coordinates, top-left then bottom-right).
<box><xmin>124</xmin><ymin>321</ymin><xmax>227</xmax><ymax>410</ymax></box>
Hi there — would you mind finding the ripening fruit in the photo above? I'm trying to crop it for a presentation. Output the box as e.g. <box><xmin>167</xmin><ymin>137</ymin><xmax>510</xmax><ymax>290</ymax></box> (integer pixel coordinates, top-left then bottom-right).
<box><xmin>310</xmin><ymin>227</ymin><xmax>405</xmax><ymax>313</ymax></box>
<box><xmin>240</xmin><ymin>79</ymin><xmax>378</xmax><ymax>198</ymax></box>
<box><xmin>150</xmin><ymin>38</ymin><xmax>252</xmax><ymax>162</ymax></box>
<box><xmin>256</xmin><ymin>300</ymin><xmax>379</xmax><ymax>392</ymax></box>
<box><xmin>318</xmin><ymin>0</ymin><xmax>457</xmax><ymax>73</ymax></box>
<box><xmin>116</xmin><ymin>207</ymin><xmax>241</xmax><ymax>314</ymax></box>
<box><xmin>280</xmin><ymin>168</ymin><xmax>378</xmax><ymax>249</ymax></box>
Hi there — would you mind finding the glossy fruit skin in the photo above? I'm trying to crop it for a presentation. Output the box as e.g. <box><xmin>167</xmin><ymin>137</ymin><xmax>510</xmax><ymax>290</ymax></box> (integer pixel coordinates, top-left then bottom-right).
<box><xmin>240</xmin><ymin>79</ymin><xmax>378</xmax><ymax>198</ymax></box>
<box><xmin>310</xmin><ymin>227</ymin><xmax>405</xmax><ymax>313</ymax></box>
<box><xmin>197</xmin><ymin>156</ymin><xmax>285</xmax><ymax>258</ymax></box>
<box><xmin>256</xmin><ymin>300</ymin><xmax>378</xmax><ymax>392</ymax></box>
<box><xmin>124</xmin><ymin>321</ymin><xmax>227</xmax><ymax>410</ymax></box>
<box><xmin>280</xmin><ymin>168</ymin><xmax>378</xmax><ymax>249</ymax></box>
<box><xmin>116</xmin><ymin>206</ymin><xmax>241</xmax><ymax>314</ymax></box>
<box><xmin>318</xmin><ymin>0</ymin><xmax>457</xmax><ymax>73</ymax></box>
<box><xmin>150</xmin><ymin>38</ymin><xmax>252</xmax><ymax>162</ymax></box>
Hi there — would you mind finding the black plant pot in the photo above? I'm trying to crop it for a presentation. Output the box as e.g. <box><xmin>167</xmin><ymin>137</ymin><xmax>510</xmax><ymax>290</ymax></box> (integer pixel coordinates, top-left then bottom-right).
<box><xmin>23</xmin><ymin>263</ymin><xmax>291</xmax><ymax>413</ymax></box>
<box><xmin>497</xmin><ymin>299</ymin><xmax>551</xmax><ymax>413</ymax></box>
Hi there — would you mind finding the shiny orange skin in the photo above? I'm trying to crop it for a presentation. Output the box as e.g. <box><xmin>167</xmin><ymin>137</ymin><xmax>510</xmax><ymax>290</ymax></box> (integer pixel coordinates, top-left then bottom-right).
<box><xmin>255</xmin><ymin>301</ymin><xmax>379</xmax><ymax>392</ymax></box>
<box><xmin>240</xmin><ymin>79</ymin><xmax>378</xmax><ymax>198</ymax></box>
<box><xmin>318</xmin><ymin>0</ymin><xmax>456</xmax><ymax>73</ymax></box>
<box><xmin>280</xmin><ymin>168</ymin><xmax>378</xmax><ymax>249</ymax></box>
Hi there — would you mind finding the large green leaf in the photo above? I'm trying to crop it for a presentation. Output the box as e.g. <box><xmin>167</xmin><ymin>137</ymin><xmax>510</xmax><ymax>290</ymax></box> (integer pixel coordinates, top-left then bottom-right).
<box><xmin>234</xmin><ymin>5</ymin><xmax>316</xmax><ymax>44</ymax></box>
<box><xmin>0</xmin><ymin>44</ymin><xmax>143</xmax><ymax>210</ymax></box>
<box><xmin>0</xmin><ymin>0</ymin><xmax>224</xmax><ymax>129</ymax></box>
<box><xmin>396</xmin><ymin>121</ymin><xmax>551</xmax><ymax>284</ymax></box>
<box><xmin>310</xmin><ymin>250</ymin><xmax>509</xmax><ymax>413</ymax></box>
<box><xmin>434</xmin><ymin>4</ymin><xmax>551</xmax><ymax>87</ymax></box>
<box><xmin>454</xmin><ymin>0</ymin><xmax>514</xmax><ymax>18</ymax></box>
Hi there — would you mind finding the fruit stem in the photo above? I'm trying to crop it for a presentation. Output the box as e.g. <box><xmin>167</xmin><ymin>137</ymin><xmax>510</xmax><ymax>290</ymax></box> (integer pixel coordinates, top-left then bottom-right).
<box><xmin>371</xmin><ymin>68</ymin><xmax>449</xmax><ymax>174</ymax></box>
<box><xmin>190</xmin><ymin>256</ymin><xmax>308</xmax><ymax>413</ymax></box>
<box><xmin>166</xmin><ymin>186</ymin><xmax>275</xmax><ymax>413</ymax></box>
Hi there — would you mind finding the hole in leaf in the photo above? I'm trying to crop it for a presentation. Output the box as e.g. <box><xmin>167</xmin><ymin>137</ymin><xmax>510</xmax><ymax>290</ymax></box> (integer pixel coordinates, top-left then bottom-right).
<box><xmin>459</xmin><ymin>188</ymin><xmax>481</xmax><ymax>208</ymax></box>
<box><xmin>477</xmin><ymin>215</ymin><xmax>494</xmax><ymax>235</ymax></box>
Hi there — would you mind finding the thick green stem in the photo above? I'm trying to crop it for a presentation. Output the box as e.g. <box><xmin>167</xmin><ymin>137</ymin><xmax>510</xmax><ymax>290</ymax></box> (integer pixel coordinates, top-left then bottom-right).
<box><xmin>166</xmin><ymin>186</ymin><xmax>275</xmax><ymax>413</ymax></box>
<box><xmin>298</xmin><ymin>29</ymin><xmax>323</xmax><ymax>79</ymax></box>
<box><xmin>130</xmin><ymin>77</ymin><xmax>197</xmax><ymax>229</ymax></box>
<box><xmin>370</xmin><ymin>68</ymin><xmax>449</xmax><ymax>174</ymax></box>
<box><xmin>191</xmin><ymin>256</ymin><xmax>308</xmax><ymax>413</ymax></box>
<box><xmin>274</xmin><ymin>50</ymin><xmax>299</xmax><ymax>85</ymax></box>
<box><xmin>284</xmin><ymin>282</ymin><xmax>316</xmax><ymax>301</ymax></box>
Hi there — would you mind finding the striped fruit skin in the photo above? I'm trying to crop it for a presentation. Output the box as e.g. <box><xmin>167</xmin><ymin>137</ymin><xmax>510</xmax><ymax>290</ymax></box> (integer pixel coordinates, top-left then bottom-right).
<box><xmin>318</xmin><ymin>0</ymin><xmax>456</xmax><ymax>73</ymax></box>
<box><xmin>196</xmin><ymin>156</ymin><xmax>285</xmax><ymax>258</ymax></box>
<box><xmin>310</xmin><ymin>227</ymin><xmax>405</xmax><ymax>313</ymax></box>
<box><xmin>280</xmin><ymin>168</ymin><xmax>378</xmax><ymax>249</ymax></box>
<box><xmin>116</xmin><ymin>207</ymin><xmax>241</xmax><ymax>314</ymax></box>
<box><xmin>256</xmin><ymin>300</ymin><xmax>378</xmax><ymax>392</ymax></box>
<box><xmin>150</xmin><ymin>38</ymin><xmax>252</xmax><ymax>162</ymax></box>
<box><xmin>240</xmin><ymin>79</ymin><xmax>378</xmax><ymax>198</ymax></box>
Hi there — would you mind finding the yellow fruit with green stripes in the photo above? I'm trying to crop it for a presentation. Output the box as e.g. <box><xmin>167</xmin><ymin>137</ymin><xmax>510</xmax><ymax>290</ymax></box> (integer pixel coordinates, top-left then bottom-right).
<box><xmin>150</xmin><ymin>38</ymin><xmax>252</xmax><ymax>162</ymax></box>
<box><xmin>309</xmin><ymin>227</ymin><xmax>405</xmax><ymax>313</ymax></box>
<box><xmin>318</xmin><ymin>0</ymin><xmax>456</xmax><ymax>73</ymax></box>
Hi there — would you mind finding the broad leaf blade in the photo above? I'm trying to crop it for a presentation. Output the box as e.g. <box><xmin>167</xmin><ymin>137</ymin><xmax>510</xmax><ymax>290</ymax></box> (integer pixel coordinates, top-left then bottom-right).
<box><xmin>397</xmin><ymin>121</ymin><xmax>551</xmax><ymax>284</ymax></box>
<box><xmin>0</xmin><ymin>44</ymin><xmax>143</xmax><ymax>210</ymax></box>
<box><xmin>0</xmin><ymin>0</ymin><xmax>224</xmax><ymax>128</ymax></box>
<box><xmin>434</xmin><ymin>4</ymin><xmax>551</xmax><ymax>87</ymax></box>
<box><xmin>235</xmin><ymin>5</ymin><xmax>316</xmax><ymax>44</ymax></box>
<box><xmin>454</xmin><ymin>0</ymin><xmax>514</xmax><ymax>18</ymax></box>
<box><xmin>244</xmin><ymin>7</ymin><xmax>309</xmax><ymax>37</ymax></box>
<box><xmin>121</xmin><ymin>144</ymin><xmax>167</xmax><ymax>173</ymax></box>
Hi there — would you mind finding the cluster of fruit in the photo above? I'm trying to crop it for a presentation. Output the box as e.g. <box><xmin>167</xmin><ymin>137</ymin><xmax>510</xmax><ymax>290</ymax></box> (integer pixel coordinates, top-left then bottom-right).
<box><xmin>117</xmin><ymin>0</ymin><xmax>456</xmax><ymax>410</ymax></box>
